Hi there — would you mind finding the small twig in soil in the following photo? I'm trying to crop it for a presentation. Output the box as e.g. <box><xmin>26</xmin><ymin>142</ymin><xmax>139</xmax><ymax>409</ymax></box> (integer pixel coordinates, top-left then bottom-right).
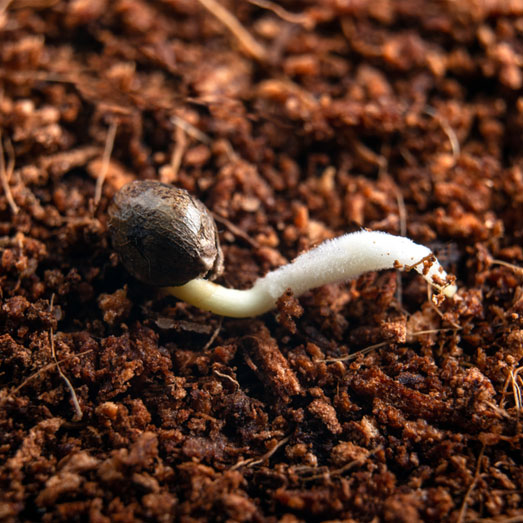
<box><xmin>456</xmin><ymin>444</ymin><xmax>486</xmax><ymax>523</ymax></box>
<box><xmin>196</xmin><ymin>0</ymin><xmax>268</xmax><ymax>63</ymax></box>
<box><xmin>302</xmin><ymin>459</ymin><xmax>364</xmax><ymax>482</ymax></box>
<box><xmin>323</xmin><ymin>329</ymin><xmax>459</xmax><ymax>363</ymax></box>
<box><xmin>409</xmin><ymin>328</ymin><xmax>460</xmax><ymax>336</ymax></box>
<box><xmin>353</xmin><ymin>139</ymin><xmax>387</xmax><ymax>173</ymax></box>
<box><xmin>94</xmin><ymin>120</ymin><xmax>118</xmax><ymax>208</ymax></box>
<box><xmin>213</xmin><ymin>368</ymin><xmax>239</xmax><ymax>391</ymax></box>
<box><xmin>299</xmin><ymin>458</ymin><xmax>365</xmax><ymax>481</ymax></box>
<box><xmin>484</xmin><ymin>401</ymin><xmax>512</xmax><ymax>420</ymax></box>
<box><xmin>170</xmin><ymin>115</ymin><xmax>211</xmax><ymax>145</ymax></box>
<box><xmin>166</xmin><ymin>125</ymin><xmax>188</xmax><ymax>184</ymax></box>
<box><xmin>396</xmin><ymin>191</ymin><xmax>407</xmax><ymax>238</ymax></box>
<box><xmin>6</xmin><ymin>349</ymin><xmax>93</xmax><ymax>398</ymax></box>
<box><xmin>512</xmin><ymin>369</ymin><xmax>522</xmax><ymax>418</ymax></box>
<box><xmin>231</xmin><ymin>435</ymin><xmax>290</xmax><ymax>470</ymax></box>
<box><xmin>212</xmin><ymin>212</ymin><xmax>260</xmax><ymax>249</ymax></box>
<box><xmin>247</xmin><ymin>0</ymin><xmax>313</xmax><ymax>28</ymax></box>
<box><xmin>49</xmin><ymin>295</ymin><xmax>83</xmax><ymax>421</ymax></box>
<box><xmin>324</xmin><ymin>341</ymin><xmax>390</xmax><ymax>363</ymax></box>
<box><xmin>202</xmin><ymin>317</ymin><xmax>223</xmax><ymax>351</ymax></box>
<box><xmin>500</xmin><ymin>366</ymin><xmax>523</xmax><ymax>418</ymax></box>
<box><xmin>298</xmin><ymin>446</ymin><xmax>381</xmax><ymax>482</ymax></box>
<box><xmin>424</xmin><ymin>106</ymin><xmax>460</xmax><ymax>159</ymax></box>
<box><xmin>489</xmin><ymin>259</ymin><xmax>523</xmax><ymax>277</ymax></box>
<box><xmin>0</xmin><ymin>130</ymin><xmax>19</xmax><ymax>214</ymax></box>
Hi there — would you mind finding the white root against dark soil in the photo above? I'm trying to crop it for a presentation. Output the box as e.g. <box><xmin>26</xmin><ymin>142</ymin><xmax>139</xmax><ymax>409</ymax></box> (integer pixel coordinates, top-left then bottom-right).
<box><xmin>168</xmin><ymin>230</ymin><xmax>457</xmax><ymax>318</ymax></box>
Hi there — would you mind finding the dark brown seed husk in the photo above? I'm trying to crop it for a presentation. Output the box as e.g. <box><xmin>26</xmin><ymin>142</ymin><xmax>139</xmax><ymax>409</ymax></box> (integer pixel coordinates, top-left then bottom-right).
<box><xmin>108</xmin><ymin>180</ymin><xmax>223</xmax><ymax>286</ymax></box>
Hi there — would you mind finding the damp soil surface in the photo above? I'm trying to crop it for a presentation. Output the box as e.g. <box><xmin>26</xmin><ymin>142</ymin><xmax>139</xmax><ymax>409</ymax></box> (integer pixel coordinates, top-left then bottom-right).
<box><xmin>0</xmin><ymin>1</ymin><xmax>522</xmax><ymax>522</ymax></box>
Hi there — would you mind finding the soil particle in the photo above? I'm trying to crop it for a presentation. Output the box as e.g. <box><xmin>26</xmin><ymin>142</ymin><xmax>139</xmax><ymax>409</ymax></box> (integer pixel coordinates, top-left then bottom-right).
<box><xmin>308</xmin><ymin>398</ymin><xmax>342</xmax><ymax>435</ymax></box>
<box><xmin>98</xmin><ymin>286</ymin><xmax>132</xmax><ymax>326</ymax></box>
<box><xmin>242</xmin><ymin>323</ymin><xmax>302</xmax><ymax>402</ymax></box>
<box><xmin>275</xmin><ymin>288</ymin><xmax>304</xmax><ymax>334</ymax></box>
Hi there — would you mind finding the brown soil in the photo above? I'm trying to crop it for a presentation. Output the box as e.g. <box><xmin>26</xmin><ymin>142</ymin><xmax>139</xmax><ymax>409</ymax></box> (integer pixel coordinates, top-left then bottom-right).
<box><xmin>0</xmin><ymin>1</ymin><xmax>522</xmax><ymax>522</ymax></box>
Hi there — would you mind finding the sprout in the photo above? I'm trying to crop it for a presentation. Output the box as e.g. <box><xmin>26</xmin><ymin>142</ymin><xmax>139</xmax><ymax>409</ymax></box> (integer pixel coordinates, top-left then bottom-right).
<box><xmin>109</xmin><ymin>181</ymin><xmax>457</xmax><ymax>318</ymax></box>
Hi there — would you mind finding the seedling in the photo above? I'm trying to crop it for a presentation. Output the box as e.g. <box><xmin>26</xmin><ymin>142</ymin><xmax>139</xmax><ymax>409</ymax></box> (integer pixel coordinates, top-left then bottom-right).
<box><xmin>109</xmin><ymin>181</ymin><xmax>457</xmax><ymax>318</ymax></box>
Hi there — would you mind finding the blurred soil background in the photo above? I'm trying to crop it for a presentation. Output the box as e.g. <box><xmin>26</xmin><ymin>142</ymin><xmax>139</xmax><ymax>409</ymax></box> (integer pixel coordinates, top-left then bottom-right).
<box><xmin>0</xmin><ymin>0</ymin><xmax>522</xmax><ymax>521</ymax></box>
